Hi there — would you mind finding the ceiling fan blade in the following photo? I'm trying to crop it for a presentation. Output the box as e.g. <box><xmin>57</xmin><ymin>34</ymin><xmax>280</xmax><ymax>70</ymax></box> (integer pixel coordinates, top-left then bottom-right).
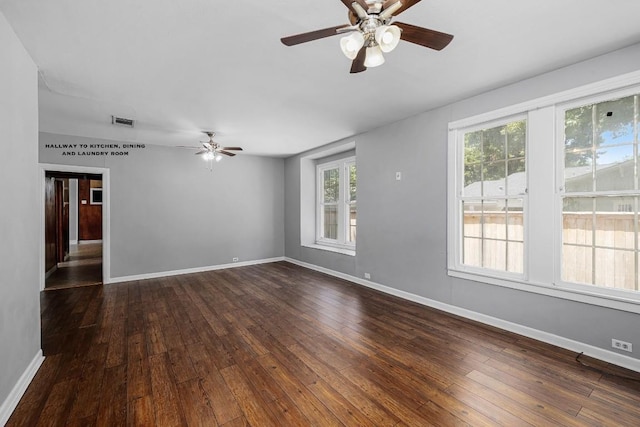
<box><xmin>176</xmin><ymin>145</ymin><xmax>200</xmax><ymax>150</ymax></box>
<box><xmin>219</xmin><ymin>150</ymin><xmax>236</xmax><ymax>157</ymax></box>
<box><xmin>281</xmin><ymin>25</ymin><xmax>351</xmax><ymax>46</ymax></box>
<box><xmin>350</xmin><ymin>46</ymin><xmax>367</xmax><ymax>74</ymax></box>
<box><xmin>340</xmin><ymin>0</ymin><xmax>369</xmax><ymax>13</ymax></box>
<box><xmin>382</xmin><ymin>0</ymin><xmax>422</xmax><ymax>16</ymax></box>
<box><xmin>221</xmin><ymin>147</ymin><xmax>243</xmax><ymax>151</ymax></box>
<box><xmin>195</xmin><ymin>150</ymin><xmax>209</xmax><ymax>155</ymax></box>
<box><xmin>395</xmin><ymin>22</ymin><xmax>454</xmax><ymax>51</ymax></box>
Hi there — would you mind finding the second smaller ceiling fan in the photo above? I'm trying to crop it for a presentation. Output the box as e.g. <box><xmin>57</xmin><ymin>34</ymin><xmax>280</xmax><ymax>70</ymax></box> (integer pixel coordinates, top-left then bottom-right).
<box><xmin>179</xmin><ymin>131</ymin><xmax>243</xmax><ymax>163</ymax></box>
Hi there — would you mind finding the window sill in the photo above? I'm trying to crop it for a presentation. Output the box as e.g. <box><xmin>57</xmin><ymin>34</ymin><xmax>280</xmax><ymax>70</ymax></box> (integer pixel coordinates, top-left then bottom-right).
<box><xmin>302</xmin><ymin>243</ymin><xmax>356</xmax><ymax>257</ymax></box>
<box><xmin>448</xmin><ymin>268</ymin><xmax>640</xmax><ymax>314</ymax></box>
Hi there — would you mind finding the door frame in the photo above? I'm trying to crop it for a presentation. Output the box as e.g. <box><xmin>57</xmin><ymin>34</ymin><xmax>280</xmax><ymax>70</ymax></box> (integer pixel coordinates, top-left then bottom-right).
<box><xmin>39</xmin><ymin>163</ymin><xmax>111</xmax><ymax>290</ymax></box>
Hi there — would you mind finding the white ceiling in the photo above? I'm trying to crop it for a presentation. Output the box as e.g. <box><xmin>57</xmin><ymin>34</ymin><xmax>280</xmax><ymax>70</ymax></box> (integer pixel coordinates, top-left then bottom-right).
<box><xmin>2</xmin><ymin>0</ymin><xmax>640</xmax><ymax>156</ymax></box>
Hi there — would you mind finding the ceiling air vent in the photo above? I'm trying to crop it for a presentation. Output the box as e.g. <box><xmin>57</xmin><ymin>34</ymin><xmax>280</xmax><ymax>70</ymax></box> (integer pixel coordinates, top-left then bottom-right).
<box><xmin>111</xmin><ymin>115</ymin><xmax>135</xmax><ymax>128</ymax></box>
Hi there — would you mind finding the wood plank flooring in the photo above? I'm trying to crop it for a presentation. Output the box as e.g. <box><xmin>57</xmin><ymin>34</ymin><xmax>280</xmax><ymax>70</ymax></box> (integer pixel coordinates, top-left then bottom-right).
<box><xmin>8</xmin><ymin>262</ymin><xmax>640</xmax><ymax>426</ymax></box>
<box><xmin>45</xmin><ymin>242</ymin><xmax>102</xmax><ymax>290</ymax></box>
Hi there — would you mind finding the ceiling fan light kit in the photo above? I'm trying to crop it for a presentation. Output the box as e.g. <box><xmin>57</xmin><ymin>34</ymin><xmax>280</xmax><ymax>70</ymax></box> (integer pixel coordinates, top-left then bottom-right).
<box><xmin>281</xmin><ymin>0</ymin><xmax>454</xmax><ymax>73</ymax></box>
<box><xmin>364</xmin><ymin>45</ymin><xmax>385</xmax><ymax>67</ymax></box>
<box><xmin>176</xmin><ymin>131</ymin><xmax>243</xmax><ymax>169</ymax></box>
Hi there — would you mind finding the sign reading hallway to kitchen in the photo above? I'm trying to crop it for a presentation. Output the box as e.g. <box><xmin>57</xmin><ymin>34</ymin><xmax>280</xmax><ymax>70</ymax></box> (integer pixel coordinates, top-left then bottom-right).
<box><xmin>44</xmin><ymin>143</ymin><xmax>146</xmax><ymax>157</ymax></box>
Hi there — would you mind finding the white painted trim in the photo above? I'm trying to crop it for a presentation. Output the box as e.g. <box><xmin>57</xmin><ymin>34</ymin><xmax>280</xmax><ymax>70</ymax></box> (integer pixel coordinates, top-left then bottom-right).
<box><xmin>0</xmin><ymin>350</ymin><xmax>44</xmax><ymax>426</ymax></box>
<box><xmin>107</xmin><ymin>257</ymin><xmax>285</xmax><ymax>284</ymax></box>
<box><xmin>44</xmin><ymin>265</ymin><xmax>57</xmax><ymax>279</ymax></box>
<box><xmin>284</xmin><ymin>257</ymin><xmax>640</xmax><ymax>373</ymax></box>
<box><xmin>302</xmin><ymin>243</ymin><xmax>356</xmax><ymax>256</ymax></box>
<box><xmin>78</xmin><ymin>240</ymin><xmax>102</xmax><ymax>244</ymax></box>
<box><xmin>39</xmin><ymin>164</ymin><xmax>111</xmax><ymax>290</ymax></box>
<box><xmin>69</xmin><ymin>239</ymin><xmax>78</xmax><ymax>245</ymax></box>
<box><xmin>449</xmin><ymin>70</ymin><xmax>640</xmax><ymax>129</ymax></box>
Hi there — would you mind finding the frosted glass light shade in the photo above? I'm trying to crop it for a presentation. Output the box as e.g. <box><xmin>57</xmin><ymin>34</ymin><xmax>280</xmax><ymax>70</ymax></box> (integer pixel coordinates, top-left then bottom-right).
<box><xmin>340</xmin><ymin>32</ymin><xmax>365</xmax><ymax>59</ymax></box>
<box><xmin>203</xmin><ymin>151</ymin><xmax>215</xmax><ymax>161</ymax></box>
<box><xmin>375</xmin><ymin>25</ymin><xmax>401</xmax><ymax>52</ymax></box>
<box><xmin>364</xmin><ymin>45</ymin><xmax>385</xmax><ymax>67</ymax></box>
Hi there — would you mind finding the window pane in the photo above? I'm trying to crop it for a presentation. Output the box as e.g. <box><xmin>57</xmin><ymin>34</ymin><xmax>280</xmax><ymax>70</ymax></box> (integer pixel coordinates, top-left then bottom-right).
<box><xmin>483</xmin><ymin>162</ymin><xmax>506</xmax><ymax>196</ymax></box>
<box><xmin>594</xmin><ymin>248</ymin><xmax>635</xmax><ymax>290</ymax></box>
<box><xmin>483</xmin><ymin>239</ymin><xmax>506</xmax><ymax>271</ymax></box>
<box><xmin>565</xmin><ymin>105</ymin><xmax>593</xmax><ymax>154</ymax></box>
<box><xmin>483</xmin><ymin>126</ymin><xmax>506</xmax><ymax>162</ymax></box>
<box><xmin>562</xmin><ymin>245</ymin><xmax>593</xmax><ymax>285</ymax></box>
<box><xmin>463</xmin><ymin>237</ymin><xmax>482</xmax><ymax>268</ymax></box>
<box><xmin>565</xmin><ymin>151</ymin><xmax>594</xmax><ymax>192</ymax></box>
<box><xmin>507</xmin><ymin>241</ymin><xmax>524</xmax><ymax>274</ymax></box>
<box><xmin>323</xmin><ymin>205</ymin><xmax>338</xmax><ymax>239</ymax></box>
<box><xmin>348</xmin><ymin>204</ymin><xmax>356</xmax><ymax>243</ymax></box>
<box><xmin>594</xmin><ymin>197</ymin><xmax>635</xmax><ymax>249</ymax></box>
<box><xmin>563</xmin><ymin>198</ymin><xmax>593</xmax><ymax>246</ymax></box>
<box><xmin>482</xmin><ymin>201</ymin><xmax>506</xmax><ymax>240</ymax></box>
<box><xmin>506</xmin><ymin>200</ymin><xmax>524</xmax><ymax>242</ymax></box>
<box><xmin>595</xmin><ymin>146</ymin><xmax>634</xmax><ymax>191</ymax></box>
<box><xmin>349</xmin><ymin>164</ymin><xmax>357</xmax><ymax>202</ymax></box>
<box><xmin>463</xmin><ymin>201</ymin><xmax>482</xmax><ymax>237</ymax></box>
<box><xmin>464</xmin><ymin>163</ymin><xmax>482</xmax><ymax>192</ymax></box>
<box><xmin>464</xmin><ymin>131</ymin><xmax>483</xmax><ymax>163</ymax></box>
<box><xmin>323</xmin><ymin>168</ymin><xmax>339</xmax><ymax>203</ymax></box>
<box><xmin>507</xmin><ymin>120</ymin><xmax>526</xmax><ymax>159</ymax></box>
<box><xmin>507</xmin><ymin>159</ymin><xmax>526</xmax><ymax>195</ymax></box>
<box><xmin>596</xmin><ymin>95</ymin><xmax>635</xmax><ymax>147</ymax></box>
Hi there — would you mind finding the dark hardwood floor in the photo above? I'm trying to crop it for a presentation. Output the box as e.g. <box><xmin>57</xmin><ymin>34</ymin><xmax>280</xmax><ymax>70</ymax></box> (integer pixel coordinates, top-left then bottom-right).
<box><xmin>8</xmin><ymin>262</ymin><xmax>640</xmax><ymax>426</ymax></box>
<box><xmin>45</xmin><ymin>242</ymin><xmax>102</xmax><ymax>290</ymax></box>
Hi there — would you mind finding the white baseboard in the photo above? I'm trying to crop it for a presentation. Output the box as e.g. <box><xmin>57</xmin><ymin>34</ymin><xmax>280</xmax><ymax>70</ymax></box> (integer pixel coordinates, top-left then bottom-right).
<box><xmin>44</xmin><ymin>265</ymin><xmax>57</xmax><ymax>280</ymax></box>
<box><xmin>107</xmin><ymin>257</ymin><xmax>286</xmax><ymax>284</ymax></box>
<box><xmin>0</xmin><ymin>350</ymin><xmax>44</xmax><ymax>426</ymax></box>
<box><xmin>284</xmin><ymin>257</ymin><xmax>640</xmax><ymax>373</ymax></box>
<box><xmin>69</xmin><ymin>239</ymin><xmax>78</xmax><ymax>245</ymax></box>
<box><xmin>78</xmin><ymin>240</ymin><xmax>102</xmax><ymax>244</ymax></box>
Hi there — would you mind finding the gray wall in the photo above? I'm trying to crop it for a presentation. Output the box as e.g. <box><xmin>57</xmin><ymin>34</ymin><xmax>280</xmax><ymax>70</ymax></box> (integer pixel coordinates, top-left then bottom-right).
<box><xmin>0</xmin><ymin>11</ymin><xmax>40</xmax><ymax>413</ymax></box>
<box><xmin>285</xmin><ymin>42</ymin><xmax>640</xmax><ymax>360</ymax></box>
<box><xmin>40</xmin><ymin>133</ymin><xmax>284</xmax><ymax>279</ymax></box>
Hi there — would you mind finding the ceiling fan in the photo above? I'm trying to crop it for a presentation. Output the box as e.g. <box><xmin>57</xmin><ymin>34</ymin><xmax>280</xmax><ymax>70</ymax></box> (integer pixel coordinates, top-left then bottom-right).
<box><xmin>179</xmin><ymin>131</ymin><xmax>243</xmax><ymax>163</ymax></box>
<box><xmin>280</xmin><ymin>0</ymin><xmax>453</xmax><ymax>73</ymax></box>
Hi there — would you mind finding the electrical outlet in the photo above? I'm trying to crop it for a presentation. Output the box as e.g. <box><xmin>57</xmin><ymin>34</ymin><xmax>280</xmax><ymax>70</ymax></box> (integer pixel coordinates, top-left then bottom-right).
<box><xmin>612</xmin><ymin>339</ymin><xmax>633</xmax><ymax>353</ymax></box>
<box><xmin>364</xmin><ymin>273</ymin><xmax>371</xmax><ymax>279</ymax></box>
<box><xmin>232</xmin><ymin>257</ymin><xmax>239</xmax><ymax>262</ymax></box>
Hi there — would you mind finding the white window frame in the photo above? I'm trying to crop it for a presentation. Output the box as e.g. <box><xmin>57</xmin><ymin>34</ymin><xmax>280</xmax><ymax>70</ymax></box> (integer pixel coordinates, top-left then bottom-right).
<box><xmin>450</xmin><ymin>114</ymin><xmax>529</xmax><ymax>281</ymax></box>
<box><xmin>316</xmin><ymin>156</ymin><xmax>356</xmax><ymax>250</ymax></box>
<box><xmin>448</xmin><ymin>70</ymin><xmax>640</xmax><ymax>314</ymax></box>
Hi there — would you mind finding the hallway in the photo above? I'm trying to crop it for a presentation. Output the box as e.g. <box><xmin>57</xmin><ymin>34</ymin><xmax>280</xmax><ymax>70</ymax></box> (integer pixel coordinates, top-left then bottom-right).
<box><xmin>45</xmin><ymin>242</ymin><xmax>102</xmax><ymax>290</ymax></box>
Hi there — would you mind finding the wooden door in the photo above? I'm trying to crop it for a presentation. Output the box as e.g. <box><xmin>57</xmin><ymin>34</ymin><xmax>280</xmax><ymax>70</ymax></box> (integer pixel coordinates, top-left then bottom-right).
<box><xmin>55</xmin><ymin>179</ymin><xmax>70</xmax><ymax>263</ymax></box>
<box><xmin>78</xmin><ymin>179</ymin><xmax>102</xmax><ymax>241</ymax></box>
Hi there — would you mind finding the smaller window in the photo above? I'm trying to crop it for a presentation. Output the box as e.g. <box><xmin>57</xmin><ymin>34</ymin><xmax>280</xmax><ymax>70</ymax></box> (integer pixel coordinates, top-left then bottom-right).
<box><xmin>317</xmin><ymin>157</ymin><xmax>356</xmax><ymax>249</ymax></box>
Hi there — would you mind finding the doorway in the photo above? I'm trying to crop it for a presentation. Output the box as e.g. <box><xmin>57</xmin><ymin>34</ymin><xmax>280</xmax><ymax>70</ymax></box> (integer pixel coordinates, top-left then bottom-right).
<box><xmin>42</xmin><ymin>167</ymin><xmax>109</xmax><ymax>290</ymax></box>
